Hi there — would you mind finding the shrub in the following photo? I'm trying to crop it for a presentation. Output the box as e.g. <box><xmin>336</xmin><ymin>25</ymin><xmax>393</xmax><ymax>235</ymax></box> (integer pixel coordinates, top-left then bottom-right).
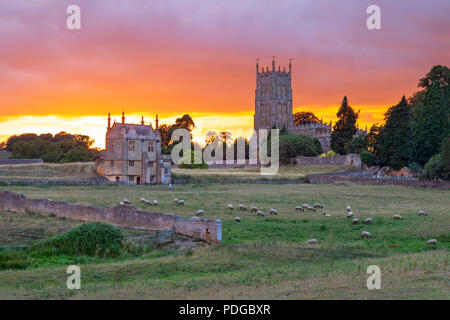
<box><xmin>421</xmin><ymin>154</ymin><xmax>447</xmax><ymax>181</ymax></box>
<box><xmin>360</xmin><ymin>151</ymin><xmax>374</xmax><ymax>168</ymax></box>
<box><xmin>39</xmin><ymin>222</ymin><xmax>124</xmax><ymax>257</ymax></box>
<box><xmin>279</xmin><ymin>133</ymin><xmax>322</xmax><ymax>163</ymax></box>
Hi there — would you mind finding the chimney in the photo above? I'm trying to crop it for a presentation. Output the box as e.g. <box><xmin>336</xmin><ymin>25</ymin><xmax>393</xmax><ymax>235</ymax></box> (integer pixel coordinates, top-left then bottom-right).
<box><xmin>141</xmin><ymin>115</ymin><xmax>144</xmax><ymax>125</ymax></box>
<box><xmin>107</xmin><ymin>113</ymin><xmax>111</xmax><ymax>129</ymax></box>
<box><xmin>122</xmin><ymin>112</ymin><xmax>125</xmax><ymax>124</ymax></box>
<box><xmin>155</xmin><ymin>114</ymin><xmax>159</xmax><ymax>130</ymax></box>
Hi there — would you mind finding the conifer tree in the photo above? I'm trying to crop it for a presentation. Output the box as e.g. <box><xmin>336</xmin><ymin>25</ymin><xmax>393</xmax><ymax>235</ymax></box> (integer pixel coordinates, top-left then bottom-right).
<box><xmin>330</xmin><ymin>96</ymin><xmax>359</xmax><ymax>155</ymax></box>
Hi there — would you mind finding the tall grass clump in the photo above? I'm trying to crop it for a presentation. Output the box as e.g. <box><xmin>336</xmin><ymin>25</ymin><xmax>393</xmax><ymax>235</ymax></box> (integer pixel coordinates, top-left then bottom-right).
<box><xmin>38</xmin><ymin>222</ymin><xmax>124</xmax><ymax>257</ymax></box>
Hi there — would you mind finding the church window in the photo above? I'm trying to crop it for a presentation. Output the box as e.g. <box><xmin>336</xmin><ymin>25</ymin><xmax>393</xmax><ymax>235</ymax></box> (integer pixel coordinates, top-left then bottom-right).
<box><xmin>129</xmin><ymin>161</ymin><xmax>134</xmax><ymax>167</ymax></box>
<box><xmin>148</xmin><ymin>142</ymin><xmax>155</xmax><ymax>152</ymax></box>
<box><xmin>129</xmin><ymin>141</ymin><xmax>135</xmax><ymax>152</ymax></box>
<box><xmin>128</xmin><ymin>176</ymin><xmax>134</xmax><ymax>182</ymax></box>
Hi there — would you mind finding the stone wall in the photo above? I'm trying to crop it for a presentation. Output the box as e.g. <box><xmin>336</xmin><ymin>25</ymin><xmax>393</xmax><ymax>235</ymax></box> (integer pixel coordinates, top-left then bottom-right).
<box><xmin>0</xmin><ymin>159</ymin><xmax>43</xmax><ymax>165</ymax></box>
<box><xmin>306</xmin><ymin>174</ymin><xmax>450</xmax><ymax>189</ymax></box>
<box><xmin>0</xmin><ymin>190</ymin><xmax>222</xmax><ymax>244</ymax></box>
<box><xmin>293</xmin><ymin>154</ymin><xmax>361</xmax><ymax>167</ymax></box>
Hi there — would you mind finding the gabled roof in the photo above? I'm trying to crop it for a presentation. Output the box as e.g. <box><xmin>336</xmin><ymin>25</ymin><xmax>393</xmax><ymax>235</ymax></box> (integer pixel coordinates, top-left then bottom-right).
<box><xmin>106</xmin><ymin>123</ymin><xmax>159</xmax><ymax>141</ymax></box>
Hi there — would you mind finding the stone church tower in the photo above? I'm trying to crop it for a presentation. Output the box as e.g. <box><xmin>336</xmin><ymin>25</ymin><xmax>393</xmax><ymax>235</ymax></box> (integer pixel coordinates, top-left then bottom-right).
<box><xmin>254</xmin><ymin>58</ymin><xmax>294</xmax><ymax>131</ymax></box>
<box><xmin>253</xmin><ymin>58</ymin><xmax>333</xmax><ymax>152</ymax></box>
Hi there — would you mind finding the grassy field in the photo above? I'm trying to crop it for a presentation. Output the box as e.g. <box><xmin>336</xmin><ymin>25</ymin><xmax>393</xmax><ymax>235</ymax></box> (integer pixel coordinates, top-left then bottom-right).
<box><xmin>0</xmin><ymin>182</ymin><xmax>448</xmax><ymax>299</ymax></box>
<box><xmin>172</xmin><ymin>165</ymin><xmax>358</xmax><ymax>181</ymax></box>
<box><xmin>0</xmin><ymin>162</ymin><xmax>101</xmax><ymax>181</ymax></box>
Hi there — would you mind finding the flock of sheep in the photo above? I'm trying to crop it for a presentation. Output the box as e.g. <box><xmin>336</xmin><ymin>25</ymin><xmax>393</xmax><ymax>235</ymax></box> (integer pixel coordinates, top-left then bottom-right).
<box><xmin>119</xmin><ymin>198</ymin><xmax>438</xmax><ymax>246</ymax></box>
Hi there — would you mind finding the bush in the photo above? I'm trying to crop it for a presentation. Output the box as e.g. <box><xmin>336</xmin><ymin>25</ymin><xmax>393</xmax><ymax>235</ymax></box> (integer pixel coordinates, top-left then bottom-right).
<box><xmin>421</xmin><ymin>154</ymin><xmax>447</xmax><ymax>181</ymax></box>
<box><xmin>320</xmin><ymin>150</ymin><xmax>337</xmax><ymax>157</ymax></box>
<box><xmin>360</xmin><ymin>151</ymin><xmax>374</xmax><ymax>168</ymax></box>
<box><xmin>39</xmin><ymin>222</ymin><xmax>124</xmax><ymax>257</ymax></box>
<box><xmin>279</xmin><ymin>133</ymin><xmax>322</xmax><ymax>163</ymax></box>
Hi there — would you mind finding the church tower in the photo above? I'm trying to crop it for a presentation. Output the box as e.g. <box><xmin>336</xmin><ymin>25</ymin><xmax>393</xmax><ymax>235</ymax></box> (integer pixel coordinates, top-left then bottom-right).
<box><xmin>254</xmin><ymin>58</ymin><xmax>294</xmax><ymax>131</ymax></box>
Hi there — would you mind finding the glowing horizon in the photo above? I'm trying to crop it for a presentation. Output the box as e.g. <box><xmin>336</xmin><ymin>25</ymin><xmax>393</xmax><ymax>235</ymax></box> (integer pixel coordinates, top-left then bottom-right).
<box><xmin>1</xmin><ymin>0</ymin><xmax>449</xmax><ymax>148</ymax></box>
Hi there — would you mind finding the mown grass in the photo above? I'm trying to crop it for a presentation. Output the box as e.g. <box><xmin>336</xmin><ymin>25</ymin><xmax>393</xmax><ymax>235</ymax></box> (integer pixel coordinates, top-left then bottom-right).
<box><xmin>0</xmin><ymin>162</ymin><xmax>101</xmax><ymax>181</ymax></box>
<box><xmin>172</xmin><ymin>165</ymin><xmax>358</xmax><ymax>181</ymax></box>
<box><xmin>0</xmin><ymin>182</ymin><xmax>448</xmax><ymax>299</ymax></box>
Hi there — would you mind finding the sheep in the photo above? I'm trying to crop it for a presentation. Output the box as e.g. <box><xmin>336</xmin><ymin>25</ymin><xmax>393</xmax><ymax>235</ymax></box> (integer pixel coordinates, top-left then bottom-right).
<box><xmin>295</xmin><ymin>206</ymin><xmax>304</xmax><ymax>212</ymax></box>
<box><xmin>173</xmin><ymin>198</ymin><xmax>179</xmax><ymax>204</ymax></box>
<box><xmin>270</xmin><ymin>208</ymin><xmax>278</xmax><ymax>215</ymax></box>
<box><xmin>314</xmin><ymin>203</ymin><xmax>323</xmax><ymax>209</ymax></box>
<box><xmin>177</xmin><ymin>199</ymin><xmax>184</xmax><ymax>205</ymax></box>
<box><xmin>144</xmin><ymin>199</ymin><xmax>153</xmax><ymax>206</ymax></box>
<box><xmin>346</xmin><ymin>205</ymin><xmax>351</xmax><ymax>212</ymax></box>
<box><xmin>302</xmin><ymin>204</ymin><xmax>309</xmax><ymax>209</ymax></box>
<box><xmin>235</xmin><ymin>217</ymin><xmax>241</xmax><ymax>222</ymax></box>
<box><xmin>228</xmin><ymin>204</ymin><xmax>234</xmax><ymax>210</ymax></box>
<box><xmin>426</xmin><ymin>239</ymin><xmax>438</xmax><ymax>245</ymax></box>
<box><xmin>256</xmin><ymin>210</ymin><xmax>264</xmax><ymax>217</ymax></box>
<box><xmin>195</xmin><ymin>209</ymin><xmax>204</xmax><ymax>216</ymax></box>
<box><xmin>418</xmin><ymin>210</ymin><xmax>427</xmax><ymax>216</ymax></box>
<box><xmin>140</xmin><ymin>198</ymin><xmax>146</xmax><ymax>203</ymax></box>
<box><xmin>153</xmin><ymin>200</ymin><xmax>158</xmax><ymax>206</ymax></box>
<box><xmin>361</xmin><ymin>231</ymin><xmax>372</xmax><ymax>238</ymax></box>
<box><xmin>122</xmin><ymin>199</ymin><xmax>131</xmax><ymax>205</ymax></box>
<box><xmin>191</xmin><ymin>216</ymin><xmax>199</xmax><ymax>220</ymax></box>
<box><xmin>347</xmin><ymin>211</ymin><xmax>354</xmax><ymax>219</ymax></box>
<box><xmin>393</xmin><ymin>214</ymin><xmax>403</xmax><ymax>220</ymax></box>
<box><xmin>250</xmin><ymin>206</ymin><xmax>258</xmax><ymax>212</ymax></box>
<box><xmin>352</xmin><ymin>218</ymin><xmax>359</xmax><ymax>224</ymax></box>
<box><xmin>363</xmin><ymin>218</ymin><xmax>373</xmax><ymax>224</ymax></box>
<box><xmin>306</xmin><ymin>239</ymin><xmax>318</xmax><ymax>244</ymax></box>
<box><xmin>323</xmin><ymin>213</ymin><xmax>331</xmax><ymax>218</ymax></box>
<box><xmin>307</xmin><ymin>206</ymin><xmax>316</xmax><ymax>212</ymax></box>
<box><xmin>119</xmin><ymin>201</ymin><xmax>125</xmax><ymax>205</ymax></box>
<box><xmin>48</xmin><ymin>198</ymin><xmax>52</xmax><ymax>201</ymax></box>
<box><xmin>238</xmin><ymin>204</ymin><xmax>248</xmax><ymax>211</ymax></box>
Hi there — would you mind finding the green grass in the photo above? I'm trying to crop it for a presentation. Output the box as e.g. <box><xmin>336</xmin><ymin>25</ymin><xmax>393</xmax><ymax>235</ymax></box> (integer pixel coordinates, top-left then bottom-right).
<box><xmin>172</xmin><ymin>165</ymin><xmax>358</xmax><ymax>181</ymax></box>
<box><xmin>0</xmin><ymin>183</ymin><xmax>448</xmax><ymax>299</ymax></box>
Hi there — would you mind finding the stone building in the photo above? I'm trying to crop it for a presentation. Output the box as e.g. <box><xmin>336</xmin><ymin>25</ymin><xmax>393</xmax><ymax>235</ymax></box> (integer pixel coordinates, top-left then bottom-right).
<box><xmin>96</xmin><ymin>113</ymin><xmax>171</xmax><ymax>185</ymax></box>
<box><xmin>253</xmin><ymin>58</ymin><xmax>332</xmax><ymax>151</ymax></box>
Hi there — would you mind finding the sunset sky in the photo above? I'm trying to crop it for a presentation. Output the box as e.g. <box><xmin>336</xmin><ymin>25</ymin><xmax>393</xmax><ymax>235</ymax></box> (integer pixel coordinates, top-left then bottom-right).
<box><xmin>1</xmin><ymin>0</ymin><xmax>449</xmax><ymax>148</ymax></box>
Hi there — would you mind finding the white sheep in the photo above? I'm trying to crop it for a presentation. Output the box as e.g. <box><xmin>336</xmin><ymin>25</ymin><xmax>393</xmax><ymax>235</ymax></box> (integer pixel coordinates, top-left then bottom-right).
<box><xmin>295</xmin><ymin>206</ymin><xmax>304</xmax><ymax>212</ymax></box>
<box><xmin>228</xmin><ymin>204</ymin><xmax>234</xmax><ymax>210</ymax></box>
<box><xmin>195</xmin><ymin>209</ymin><xmax>204</xmax><ymax>216</ymax></box>
<box><xmin>418</xmin><ymin>210</ymin><xmax>427</xmax><ymax>216</ymax></box>
<box><xmin>361</xmin><ymin>231</ymin><xmax>372</xmax><ymax>238</ymax></box>
<box><xmin>352</xmin><ymin>218</ymin><xmax>359</xmax><ymax>224</ymax></box>
<box><xmin>140</xmin><ymin>198</ymin><xmax>146</xmax><ymax>203</ymax></box>
<box><xmin>363</xmin><ymin>218</ymin><xmax>373</xmax><ymax>224</ymax></box>
<box><xmin>314</xmin><ymin>203</ymin><xmax>323</xmax><ymax>209</ymax></box>
<box><xmin>302</xmin><ymin>204</ymin><xmax>309</xmax><ymax>209</ymax></box>
<box><xmin>235</xmin><ymin>217</ymin><xmax>241</xmax><ymax>222</ymax></box>
<box><xmin>177</xmin><ymin>199</ymin><xmax>184</xmax><ymax>205</ymax></box>
<box><xmin>48</xmin><ymin>198</ymin><xmax>52</xmax><ymax>201</ymax></box>
<box><xmin>270</xmin><ymin>208</ymin><xmax>278</xmax><ymax>215</ymax></box>
<box><xmin>119</xmin><ymin>201</ymin><xmax>125</xmax><ymax>205</ymax></box>
<box><xmin>426</xmin><ymin>239</ymin><xmax>438</xmax><ymax>245</ymax></box>
<box><xmin>346</xmin><ymin>205</ymin><xmax>351</xmax><ymax>212</ymax></box>
<box><xmin>144</xmin><ymin>199</ymin><xmax>152</xmax><ymax>206</ymax></box>
<box><xmin>323</xmin><ymin>213</ymin><xmax>331</xmax><ymax>218</ymax></box>
<box><xmin>392</xmin><ymin>214</ymin><xmax>403</xmax><ymax>220</ymax></box>
<box><xmin>122</xmin><ymin>199</ymin><xmax>131</xmax><ymax>205</ymax></box>
<box><xmin>192</xmin><ymin>216</ymin><xmax>199</xmax><ymax>220</ymax></box>
<box><xmin>306</xmin><ymin>239</ymin><xmax>318</xmax><ymax>244</ymax></box>
<box><xmin>153</xmin><ymin>200</ymin><xmax>158</xmax><ymax>206</ymax></box>
<box><xmin>256</xmin><ymin>210</ymin><xmax>264</xmax><ymax>217</ymax></box>
<box><xmin>347</xmin><ymin>211</ymin><xmax>354</xmax><ymax>219</ymax></box>
<box><xmin>307</xmin><ymin>206</ymin><xmax>316</xmax><ymax>212</ymax></box>
<box><xmin>173</xmin><ymin>198</ymin><xmax>179</xmax><ymax>204</ymax></box>
<box><xmin>250</xmin><ymin>206</ymin><xmax>258</xmax><ymax>212</ymax></box>
<box><xmin>239</xmin><ymin>204</ymin><xmax>248</xmax><ymax>211</ymax></box>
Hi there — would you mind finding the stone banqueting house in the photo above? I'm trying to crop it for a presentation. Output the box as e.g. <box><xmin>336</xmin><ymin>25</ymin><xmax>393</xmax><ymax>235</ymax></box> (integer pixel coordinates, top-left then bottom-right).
<box><xmin>253</xmin><ymin>59</ymin><xmax>367</xmax><ymax>152</ymax></box>
<box><xmin>96</xmin><ymin>113</ymin><xmax>171</xmax><ymax>185</ymax></box>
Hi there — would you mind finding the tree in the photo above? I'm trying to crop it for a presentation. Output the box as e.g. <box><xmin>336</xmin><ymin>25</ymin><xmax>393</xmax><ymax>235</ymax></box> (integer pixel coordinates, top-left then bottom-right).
<box><xmin>330</xmin><ymin>96</ymin><xmax>359</xmax><ymax>155</ymax></box>
<box><xmin>377</xmin><ymin>96</ymin><xmax>414</xmax><ymax>170</ymax></box>
<box><xmin>344</xmin><ymin>134</ymin><xmax>368</xmax><ymax>154</ymax></box>
<box><xmin>414</xmin><ymin>82</ymin><xmax>450</xmax><ymax>165</ymax></box>
<box><xmin>293</xmin><ymin>112</ymin><xmax>320</xmax><ymax>126</ymax></box>
<box><xmin>279</xmin><ymin>133</ymin><xmax>322</xmax><ymax>163</ymax></box>
<box><xmin>158</xmin><ymin>114</ymin><xmax>195</xmax><ymax>154</ymax></box>
<box><xmin>441</xmin><ymin>134</ymin><xmax>450</xmax><ymax>174</ymax></box>
<box><xmin>360</xmin><ymin>151</ymin><xmax>374</xmax><ymax>168</ymax></box>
